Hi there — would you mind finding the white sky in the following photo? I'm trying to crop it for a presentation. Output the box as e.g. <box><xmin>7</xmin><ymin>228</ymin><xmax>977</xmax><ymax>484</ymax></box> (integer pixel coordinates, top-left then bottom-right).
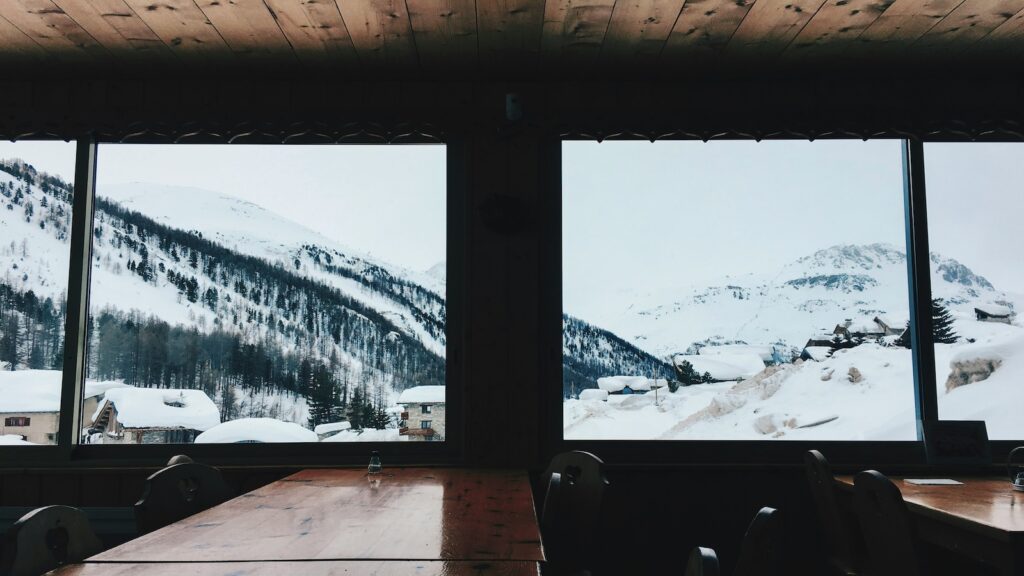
<box><xmin>563</xmin><ymin>140</ymin><xmax>1024</xmax><ymax>311</ymax></box>
<box><xmin>0</xmin><ymin>141</ymin><xmax>446</xmax><ymax>272</ymax></box>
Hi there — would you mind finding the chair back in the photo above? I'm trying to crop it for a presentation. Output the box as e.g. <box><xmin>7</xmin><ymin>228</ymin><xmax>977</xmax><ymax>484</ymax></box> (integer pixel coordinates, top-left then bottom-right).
<box><xmin>804</xmin><ymin>450</ymin><xmax>864</xmax><ymax>574</ymax></box>
<box><xmin>1</xmin><ymin>505</ymin><xmax>103</xmax><ymax>576</ymax></box>
<box><xmin>684</xmin><ymin>547</ymin><xmax>720</xmax><ymax>576</ymax></box>
<box><xmin>733</xmin><ymin>507</ymin><xmax>781</xmax><ymax>576</ymax></box>
<box><xmin>540</xmin><ymin>451</ymin><xmax>609</xmax><ymax>571</ymax></box>
<box><xmin>135</xmin><ymin>460</ymin><xmax>233</xmax><ymax>535</ymax></box>
<box><xmin>853</xmin><ymin>471</ymin><xmax>922</xmax><ymax>576</ymax></box>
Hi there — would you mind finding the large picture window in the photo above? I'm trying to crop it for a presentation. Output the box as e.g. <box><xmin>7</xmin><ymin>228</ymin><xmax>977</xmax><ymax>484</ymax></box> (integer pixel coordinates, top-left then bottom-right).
<box><xmin>0</xmin><ymin>141</ymin><xmax>77</xmax><ymax>446</ymax></box>
<box><xmin>80</xmin><ymin>144</ymin><xmax>447</xmax><ymax>445</ymax></box>
<box><xmin>924</xmin><ymin>143</ymin><xmax>1024</xmax><ymax>440</ymax></box>
<box><xmin>562</xmin><ymin>140</ymin><xmax>920</xmax><ymax>440</ymax></box>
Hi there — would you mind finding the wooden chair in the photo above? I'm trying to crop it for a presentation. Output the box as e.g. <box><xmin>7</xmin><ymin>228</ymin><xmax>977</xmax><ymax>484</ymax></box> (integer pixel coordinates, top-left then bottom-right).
<box><xmin>540</xmin><ymin>451</ymin><xmax>609</xmax><ymax>574</ymax></box>
<box><xmin>853</xmin><ymin>470</ymin><xmax>922</xmax><ymax>576</ymax></box>
<box><xmin>733</xmin><ymin>507</ymin><xmax>781</xmax><ymax>576</ymax></box>
<box><xmin>0</xmin><ymin>505</ymin><xmax>103</xmax><ymax>576</ymax></box>
<box><xmin>804</xmin><ymin>450</ymin><xmax>865</xmax><ymax>575</ymax></box>
<box><xmin>134</xmin><ymin>457</ymin><xmax>233</xmax><ymax>535</ymax></box>
<box><xmin>684</xmin><ymin>547</ymin><xmax>720</xmax><ymax>576</ymax></box>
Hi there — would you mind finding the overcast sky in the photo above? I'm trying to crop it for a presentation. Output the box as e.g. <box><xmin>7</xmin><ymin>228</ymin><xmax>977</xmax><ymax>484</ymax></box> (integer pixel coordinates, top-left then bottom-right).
<box><xmin>563</xmin><ymin>140</ymin><xmax>1024</xmax><ymax>310</ymax></box>
<box><xmin>0</xmin><ymin>141</ymin><xmax>446</xmax><ymax>272</ymax></box>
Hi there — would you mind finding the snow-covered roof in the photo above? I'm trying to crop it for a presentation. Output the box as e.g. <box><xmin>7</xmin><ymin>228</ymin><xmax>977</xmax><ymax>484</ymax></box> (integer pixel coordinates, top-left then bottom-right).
<box><xmin>874</xmin><ymin>313</ymin><xmax>908</xmax><ymax>328</ymax></box>
<box><xmin>803</xmin><ymin>346</ymin><xmax>833</xmax><ymax>362</ymax></box>
<box><xmin>0</xmin><ymin>370</ymin><xmax>127</xmax><ymax>413</ymax></box>
<box><xmin>597</xmin><ymin>376</ymin><xmax>652</xmax><ymax>392</ymax></box>
<box><xmin>673</xmin><ymin>354</ymin><xmax>766</xmax><ymax>381</ymax></box>
<box><xmin>845</xmin><ymin>318</ymin><xmax>885</xmax><ymax>334</ymax></box>
<box><xmin>579</xmin><ymin>389</ymin><xmax>609</xmax><ymax>402</ymax></box>
<box><xmin>321</xmin><ymin>428</ymin><xmax>406</xmax><ymax>442</ymax></box>
<box><xmin>699</xmin><ymin>345</ymin><xmax>774</xmax><ymax>362</ymax></box>
<box><xmin>195</xmin><ymin>418</ymin><xmax>316</xmax><ymax>443</ymax></box>
<box><xmin>314</xmin><ymin>421</ymin><xmax>352</xmax><ymax>435</ymax></box>
<box><xmin>0</xmin><ymin>434</ymin><xmax>34</xmax><ymax>445</ymax></box>
<box><xmin>96</xmin><ymin>388</ymin><xmax>219</xmax><ymax>431</ymax></box>
<box><xmin>397</xmin><ymin>386</ymin><xmax>445</xmax><ymax>404</ymax></box>
<box><xmin>976</xmin><ymin>303</ymin><xmax>1014</xmax><ymax>317</ymax></box>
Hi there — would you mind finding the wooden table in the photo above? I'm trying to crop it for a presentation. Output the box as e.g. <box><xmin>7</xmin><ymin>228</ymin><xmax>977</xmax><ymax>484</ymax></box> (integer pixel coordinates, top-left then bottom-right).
<box><xmin>57</xmin><ymin>468</ymin><xmax>543</xmax><ymax>575</ymax></box>
<box><xmin>50</xmin><ymin>560</ymin><xmax>540</xmax><ymax>575</ymax></box>
<box><xmin>836</xmin><ymin>475</ymin><xmax>1024</xmax><ymax>575</ymax></box>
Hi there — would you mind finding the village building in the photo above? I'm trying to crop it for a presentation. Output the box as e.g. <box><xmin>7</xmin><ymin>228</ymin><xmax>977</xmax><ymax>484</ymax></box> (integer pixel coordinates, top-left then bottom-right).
<box><xmin>596</xmin><ymin>376</ymin><xmax>667</xmax><ymax>395</ymax></box>
<box><xmin>88</xmin><ymin>388</ymin><xmax>220</xmax><ymax>445</ymax></box>
<box><xmin>397</xmin><ymin>386</ymin><xmax>446</xmax><ymax>442</ymax></box>
<box><xmin>0</xmin><ymin>371</ymin><xmax>125</xmax><ymax>444</ymax></box>
<box><xmin>672</xmin><ymin>354</ymin><xmax>766</xmax><ymax>383</ymax></box>
<box><xmin>313</xmin><ymin>421</ymin><xmax>352</xmax><ymax>441</ymax></box>
<box><xmin>975</xmin><ymin>304</ymin><xmax>1015</xmax><ymax>324</ymax></box>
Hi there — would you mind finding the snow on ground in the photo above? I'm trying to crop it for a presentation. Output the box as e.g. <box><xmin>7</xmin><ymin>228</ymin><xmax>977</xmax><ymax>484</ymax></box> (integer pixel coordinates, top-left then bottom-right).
<box><xmin>322</xmin><ymin>428</ymin><xmax>406</xmax><ymax>442</ymax></box>
<box><xmin>195</xmin><ymin>418</ymin><xmax>317</xmax><ymax>443</ymax></box>
<box><xmin>0</xmin><ymin>434</ymin><xmax>34</xmax><ymax>445</ymax></box>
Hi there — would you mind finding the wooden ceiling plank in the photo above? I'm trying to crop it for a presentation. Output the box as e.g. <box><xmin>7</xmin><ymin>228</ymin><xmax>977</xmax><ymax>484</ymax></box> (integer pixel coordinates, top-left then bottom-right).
<box><xmin>662</xmin><ymin>0</ymin><xmax>756</xmax><ymax>64</ymax></box>
<box><xmin>541</xmin><ymin>0</ymin><xmax>615</xmax><ymax>66</ymax></box>
<box><xmin>121</xmin><ymin>0</ymin><xmax>231</xmax><ymax>60</ymax></box>
<box><xmin>970</xmin><ymin>5</ymin><xmax>1024</xmax><ymax>60</ymax></box>
<box><xmin>335</xmin><ymin>0</ymin><xmax>417</xmax><ymax>70</ymax></box>
<box><xmin>477</xmin><ymin>0</ymin><xmax>545</xmax><ymax>70</ymax></box>
<box><xmin>407</xmin><ymin>0</ymin><xmax>477</xmax><ymax>71</ymax></box>
<box><xmin>858</xmin><ymin>0</ymin><xmax>964</xmax><ymax>44</ymax></box>
<box><xmin>195</xmin><ymin>0</ymin><xmax>294</xmax><ymax>60</ymax></box>
<box><xmin>0</xmin><ymin>13</ymin><xmax>50</xmax><ymax>63</ymax></box>
<box><xmin>0</xmin><ymin>0</ymin><xmax>108</xmax><ymax>61</ymax></box>
<box><xmin>51</xmin><ymin>0</ymin><xmax>176</xmax><ymax>60</ymax></box>
<box><xmin>600</xmin><ymin>0</ymin><xmax>687</xmax><ymax>66</ymax></box>
<box><xmin>914</xmin><ymin>0</ymin><xmax>1024</xmax><ymax>53</ymax></box>
<box><xmin>262</xmin><ymin>0</ymin><xmax>359</xmax><ymax>67</ymax></box>
<box><xmin>783</xmin><ymin>0</ymin><xmax>893</xmax><ymax>59</ymax></box>
<box><xmin>726</xmin><ymin>0</ymin><xmax>829</xmax><ymax>57</ymax></box>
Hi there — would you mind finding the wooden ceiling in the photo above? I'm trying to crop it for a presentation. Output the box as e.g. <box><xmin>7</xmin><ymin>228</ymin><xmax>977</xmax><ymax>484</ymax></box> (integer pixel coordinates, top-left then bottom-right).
<box><xmin>0</xmin><ymin>0</ymin><xmax>1021</xmax><ymax>77</ymax></box>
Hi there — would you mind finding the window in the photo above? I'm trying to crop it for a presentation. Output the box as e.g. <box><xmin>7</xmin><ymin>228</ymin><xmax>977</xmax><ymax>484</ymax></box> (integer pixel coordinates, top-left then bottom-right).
<box><xmin>421</xmin><ymin>404</ymin><xmax>432</xmax><ymax>414</ymax></box>
<box><xmin>5</xmin><ymin>417</ymin><xmax>30</xmax><ymax>427</ymax></box>
<box><xmin>81</xmin><ymin>144</ymin><xmax>447</xmax><ymax>445</ymax></box>
<box><xmin>421</xmin><ymin>420</ymin><xmax>432</xmax><ymax>429</ymax></box>
<box><xmin>924</xmin><ymin>143</ymin><xmax>1024</xmax><ymax>440</ymax></box>
<box><xmin>562</xmin><ymin>140</ymin><xmax>916</xmax><ymax>440</ymax></box>
<box><xmin>0</xmin><ymin>141</ymin><xmax>77</xmax><ymax>447</ymax></box>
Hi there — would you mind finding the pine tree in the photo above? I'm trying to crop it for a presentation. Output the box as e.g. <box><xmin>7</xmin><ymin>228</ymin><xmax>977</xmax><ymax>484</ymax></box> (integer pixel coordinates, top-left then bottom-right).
<box><xmin>672</xmin><ymin>358</ymin><xmax>713</xmax><ymax>387</ymax></box>
<box><xmin>932</xmin><ymin>298</ymin><xmax>959</xmax><ymax>344</ymax></box>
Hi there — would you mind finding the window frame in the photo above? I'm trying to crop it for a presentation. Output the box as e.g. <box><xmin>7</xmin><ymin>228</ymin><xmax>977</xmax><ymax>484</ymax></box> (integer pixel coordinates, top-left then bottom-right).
<box><xmin>544</xmin><ymin>136</ymin><xmax>1024</xmax><ymax>468</ymax></box>
<box><xmin>1</xmin><ymin>135</ymin><xmax>466</xmax><ymax>468</ymax></box>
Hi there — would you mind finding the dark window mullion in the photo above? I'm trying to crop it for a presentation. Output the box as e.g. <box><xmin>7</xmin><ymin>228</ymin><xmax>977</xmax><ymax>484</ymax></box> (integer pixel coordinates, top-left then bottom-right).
<box><xmin>57</xmin><ymin>138</ymin><xmax>98</xmax><ymax>455</ymax></box>
<box><xmin>902</xmin><ymin>139</ymin><xmax>939</xmax><ymax>439</ymax></box>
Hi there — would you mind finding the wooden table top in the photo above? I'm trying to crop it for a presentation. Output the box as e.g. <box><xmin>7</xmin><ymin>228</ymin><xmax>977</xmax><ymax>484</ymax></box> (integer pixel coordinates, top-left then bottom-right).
<box><xmin>835</xmin><ymin>475</ymin><xmax>1024</xmax><ymax>540</ymax></box>
<box><xmin>90</xmin><ymin>468</ymin><xmax>544</xmax><ymax>563</ymax></box>
<box><xmin>50</xmin><ymin>561</ymin><xmax>540</xmax><ymax>575</ymax></box>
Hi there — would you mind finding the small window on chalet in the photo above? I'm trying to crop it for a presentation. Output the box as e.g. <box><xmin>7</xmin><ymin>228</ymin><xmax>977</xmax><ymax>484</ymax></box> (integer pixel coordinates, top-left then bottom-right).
<box><xmin>421</xmin><ymin>404</ymin><xmax>432</xmax><ymax>414</ymax></box>
<box><xmin>81</xmin><ymin>144</ymin><xmax>447</xmax><ymax>445</ymax></box>
<box><xmin>562</xmin><ymin>140</ymin><xmax>916</xmax><ymax>440</ymax></box>
<box><xmin>421</xmin><ymin>420</ymin><xmax>432</xmax><ymax>429</ymax></box>
<box><xmin>923</xmin><ymin>143</ymin><xmax>1024</xmax><ymax>439</ymax></box>
<box><xmin>0</xmin><ymin>141</ymin><xmax>77</xmax><ymax>447</ymax></box>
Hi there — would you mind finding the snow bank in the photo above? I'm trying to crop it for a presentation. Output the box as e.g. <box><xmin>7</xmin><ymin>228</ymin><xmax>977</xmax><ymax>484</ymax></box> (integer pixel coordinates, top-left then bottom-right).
<box><xmin>98</xmin><ymin>388</ymin><xmax>220</xmax><ymax>431</ymax></box>
<box><xmin>579</xmin><ymin>389</ymin><xmax>609</xmax><ymax>401</ymax></box>
<box><xmin>195</xmin><ymin>418</ymin><xmax>316</xmax><ymax>443</ymax></box>
<box><xmin>314</xmin><ymin>421</ymin><xmax>352</xmax><ymax>435</ymax></box>
<box><xmin>0</xmin><ymin>370</ymin><xmax>126</xmax><ymax>413</ymax></box>
<box><xmin>322</xmin><ymin>428</ymin><xmax>406</xmax><ymax>442</ymax></box>
<box><xmin>672</xmin><ymin>354</ymin><xmax>766</xmax><ymax>381</ymax></box>
<box><xmin>597</xmin><ymin>376</ymin><xmax>652</xmax><ymax>392</ymax></box>
<box><xmin>699</xmin><ymin>345</ymin><xmax>774</xmax><ymax>362</ymax></box>
<box><xmin>397</xmin><ymin>386</ymin><xmax>445</xmax><ymax>404</ymax></box>
<box><xmin>803</xmin><ymin>346</ymin><xmax>832</xmax><ymax>362</ymax></box>
<box><xmin>0</xmin><ymin>434</ymin><xmax>34</xmax><ymax>445</ymax></box>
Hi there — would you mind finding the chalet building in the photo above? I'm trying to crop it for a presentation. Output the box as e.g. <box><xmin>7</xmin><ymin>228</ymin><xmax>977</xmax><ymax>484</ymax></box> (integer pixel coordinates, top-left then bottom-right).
<box><xmin>597</xmin><ymin>376</ymin><xmax>668</xmax><ymax>395</ymax></box>
<box><xmin>0</xmin><ymin>373</ymin><xmax>122</xmax><ymax>444</ymax></box>
<box><xmin>975</xmin><ymin>304</ymin><xmax>1015</xmax><ymax>324</ymax></box>
<box><xmin>397</xmin><ymin>386</ymin><xmax>445</xmax><ymax>442</ymax></box>
<box><xmin>88</xmin><ymin>388</ymin><xmax>220</xmax><ymax>445</ymax></box>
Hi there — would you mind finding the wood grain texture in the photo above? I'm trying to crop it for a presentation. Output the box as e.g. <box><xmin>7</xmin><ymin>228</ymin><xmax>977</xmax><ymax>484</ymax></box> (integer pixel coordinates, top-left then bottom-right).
<box><xmin>961</xmin><ymin>1</ymin><xmax>1024</xmax><ymax>58</ymax></box>
<box><xmin>51</xmin><ymin>0</ymin><xmax>173</xmax><ymax>60</ymax></box>
<box><xmin>835</xmin><ymin>476</ymin><xmax>1024</xmax><ymax>539</ymax></box>
<box><xmin>261</xmin><ymin>0</ymin><xmax>358</xmax><ymax>66</ymax></box>
<box><xmin>0</xmin><ymin>0</ymin><xmax>107</xmax><ymax>61</ymax></box>
<box><xmin>0</xmin><ymin>12</ymin><xmax>49</xmax><ymax>62</ymax></box>
<box><xmin>121</xmin><ymin>0</ymin><xmax>231</xmax><ymax>60</ymax></box>
<box><xmin>195</xmin><ymin>0</ymin><xmax>293</xmax><ymax>59</ymax></box>
<box><xmin>600</xmin><ymin>0</ymin><xmax>686</xmax><ymax>66</ymax></box>
<box><xmin>335</xmin><ymin>0</ymin><xmax>416</xmax><ymax>68</ymax></box>
<box><xmin>51</xmin><ymin>560</ymin><xmax>541</xmax><ymax>575</ymax></box>
<box><xmin>90</xmin><ymin>468</ymin><xmax>544</xmax><ymax>563</ymax></box>
<box><xmin>784</xmin><ymin>0</ymin><xmax>893</xmax><ymax>60</ymax></box>
<box><xmin>913</xmin><ymin>0</ymin><xmax>1024</xmax><ymax>53</ymax></box>
<box><xmin>406</xmin><ymin>0</ymin><xmax>477</xmax><ymax>71</ymax></box>
<box><xmin>727</xmin><ymin>0</ymin><xmax>829</xmax><ymax>57</ymax></box>
<box><xmin>858</xmin><ymin>0</ymin><xmax>964</xmax><ymax>46</ymax></box>
<box><xmin>541</xmin><ymin>0</ymin><xmax>615</xmax><ymax>65</ymax></box>
<box><xmin>662</xmin><ymin>0</ymin><xmax>756</xmax><ymax>64</ymax></box>
<box><xmin>477</xmin><ymin>0</ymin><xmax>544</xmax><ymax>69</ymax></box>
